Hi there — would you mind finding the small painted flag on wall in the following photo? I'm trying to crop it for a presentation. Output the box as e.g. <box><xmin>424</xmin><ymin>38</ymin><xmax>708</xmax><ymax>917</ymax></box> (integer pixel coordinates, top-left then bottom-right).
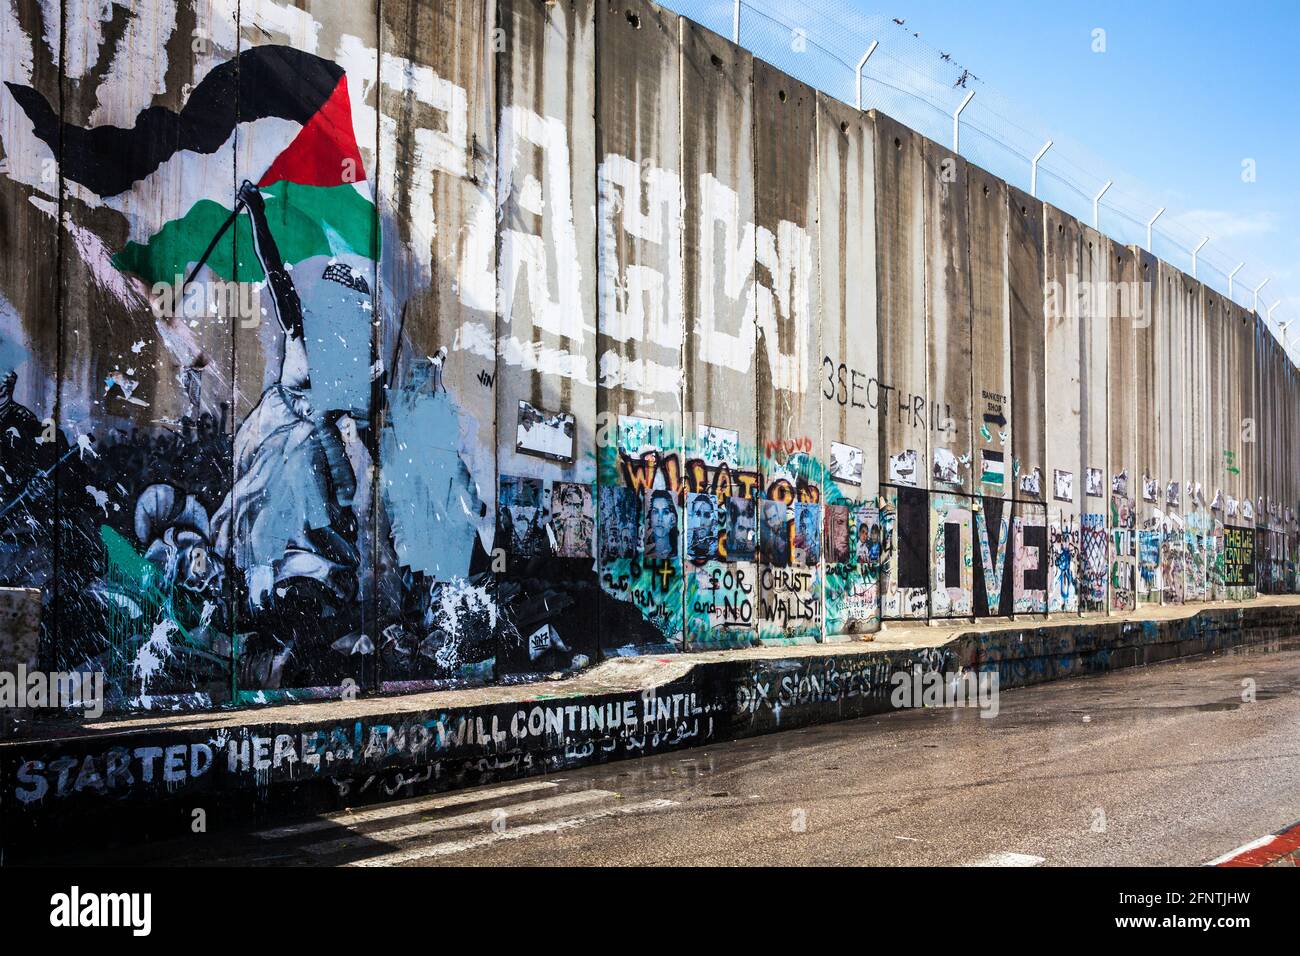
<box><xmin>981</xmin><ymin>449</ymin><xmax>1005</xmax><ymax>486</ymax></box>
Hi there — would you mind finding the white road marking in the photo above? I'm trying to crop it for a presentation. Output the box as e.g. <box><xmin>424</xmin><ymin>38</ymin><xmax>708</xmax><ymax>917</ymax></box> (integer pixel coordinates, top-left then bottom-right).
<box><xmin>1205</xmin><ymin>834</ymin><xmax>1277</xmax><ymax>866</ymax></box>
<box><xmin>303</xmin><ymin>790</ymin><xmax>615</xmax><ymax>855</ymax></box>
<box><xmin>254</xmin><ymin>780</ymin><xmax>560</xmax><ymax>839</ymax></box>
<box><xmin>968</xmin><ymin>852</ymin><xmax>1046</xmax><ymax>867</ymax></box>
<box><xmin>343</xmin><ymin>798</ymin><xmax>680</xmax><ymax>866</ymax></box>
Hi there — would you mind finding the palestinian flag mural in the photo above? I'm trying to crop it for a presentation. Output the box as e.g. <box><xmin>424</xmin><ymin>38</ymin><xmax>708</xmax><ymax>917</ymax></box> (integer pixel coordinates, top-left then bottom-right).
<box><xmin>5</xmin><ymin>45</ymin><xmax>379</xmax><ymax>285</ymax></box>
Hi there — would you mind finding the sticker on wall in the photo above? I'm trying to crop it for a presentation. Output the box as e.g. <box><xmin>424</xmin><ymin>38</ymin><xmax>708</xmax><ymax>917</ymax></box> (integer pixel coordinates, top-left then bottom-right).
<box><xmin>643</xmin><ymin>489</ymin><xmax>679</xmax><ymax>559</ymax></box>
<box><xmin>517</xmin><ymin>401</ymin><xmax>575</xmax><ymax>462</ymax></box>
<box><xmin>793</xmin><ymin>502</ymin><xmax>822</xmax><ymax>566</ymax></box>
<box><xmin>980</xmin><ymin>449</ymin><xmax>1005</xmax><ymax>486</ymax></box>
<box><xmin>1019</xmin><ymin>467</ymin><xmax>1041</xmax><ymax>496</ymax></box>
<box><xmin>1053</xmin><ymin>469</ymin><xmax>1074</xmax><ymax>502</ymax></box>
<box><xmin>697</xmin><ymin>424</ymin><xmax>739</xmax><ymax>468</ymax></box>
<box><xmin>1165</xmin><ymin>481</ymin><xmax>1180</xmax><ymax>507</ymax></box>
<box><xmin>1086</xmin><ymin>467</ymin><xmax>1103</xmax><ymax>498</ymax></box>
<box><xmin>889</xmin><ymin>449</ymin><xmax>918</xmax><ymax>486</ymax></box>
<box><xmin>598</xmin><ymin>486</ymin><xmax>641</xmax><ymax>559</ymax></box>
<box><xmin>499</xmin><ymin>476</ymin><xmax>549</xmax><ymax>557</ymax></box>
<box><xmin>619</xmin><ymin>415</ymin><xmax>665</xmax><ymax>456</ymax></box>
<box><xmin>528</xmin><ymin>623</ymin><xmax>569</xmax><ymax>662</ymax></box>
<box><xmin>759</xmin><ymin>499</ymin><xmax>791</xmax><ymax>567</ymax></box>
<box><xmin>829</xmin><ymin>441</ymin><xmax>864</xmax><ymax>486</ymax></box>
<box><xmin>933</xmin><ymin>447</ymin><xmax>960</xmax><ymax>485</ymax></box>
<box><xmin>1141</xmin><ymin>474</ymin><xmax>1158</xmax><ymax>503</ymax></box>
<box><xmin>550</xmin><ymin>482</ymin><xmax>594</xmax><ymax>558</ymax></box>
<box><xmin>1111</xmin><ymin>470</ymin><xmax>1128</xmax><ymax>496</ymax></box>
<box><xmin>825</xmin><ymin>505</ymin><xmax>851</xmax><ymax>564</ymax></box>
<box><xmin>725</xmin><ymin>496</ymin><xmax>758</xmax><ymax>562</ymax></box>
<box><xmin>686</xmin><ymin>492</ymin><xmax>722</xmax><ymax>562</ymax></box>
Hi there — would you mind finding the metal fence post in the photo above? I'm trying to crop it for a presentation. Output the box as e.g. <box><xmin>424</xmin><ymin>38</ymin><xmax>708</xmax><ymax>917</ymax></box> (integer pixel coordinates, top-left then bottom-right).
<box><xmin>1092</xmin><ymin>180</ymin><xmax>1112</xmax><ymax>229</ymax></box>
<box><xmin>1146</xmin><ymin>207</ymin><xmax>1165</xmax><ymax>251</ymax></box>
<box><xmin>1228</xmin><ymin>262</ymin><xmax>1244</xmax><ymax>301</ymax></box>
<box><xmin>952</xmin><ymin>89</ymin><xmax>974</xmax><ymax>153</ymax></box>
<box><xmin>856</xmin><ymin>41</ymin><xmax>878</xmax><ymax>110</ymax></box>
<box><xmin>1191</xmin><ymin>236</ymin><xmax>1209</xmax><ymax>278</ymax></box>
<box><xmin>1030</xmin><ymin>140</ymin><xmax>1052</xmax><ymax>198</ymax></box>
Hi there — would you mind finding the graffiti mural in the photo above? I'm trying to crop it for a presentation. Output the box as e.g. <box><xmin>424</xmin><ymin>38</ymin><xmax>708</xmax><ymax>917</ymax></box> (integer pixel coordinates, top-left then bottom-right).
<box><xmin>0</xmin><ymin>0</ymin><xmax>1293</xmax><ymax>716</ymax></box>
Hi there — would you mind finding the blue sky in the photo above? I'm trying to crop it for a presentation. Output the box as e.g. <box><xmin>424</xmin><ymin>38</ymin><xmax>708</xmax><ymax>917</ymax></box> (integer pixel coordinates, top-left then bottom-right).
<box><xmin>666</xmin><ymin>0</ymin><xmax>1299</xmax><ymax>348</ymax></box>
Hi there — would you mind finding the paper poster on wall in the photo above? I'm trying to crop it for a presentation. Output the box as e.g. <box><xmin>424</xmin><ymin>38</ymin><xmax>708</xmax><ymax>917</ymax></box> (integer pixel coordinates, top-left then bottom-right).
<box><xmin>793</xmin><ymin>502</ymin><xmax>822</xmax><ymax>566</ymax></box>
<box><xmin>1142</xmin><ymin>474</ymin><xmax>1158</xmax><ymax>503</ymax></box>
<box><xmin>888</xmin><ymin>449</ymin><xmax>918</xmax><ymax>486</ymax></box>
<box><xmin>829</xmin><ymin>442</ymin><xmax>864</xmax><ymax>485</ymax></box>
<box><xmin>1086</xmin><ymin>467</ymin><xmax>1103</xmax><ymax>497</ymax></box>
<box><xmin>980</xmin><ymin>449</ymin><xmax>1005</xmax><ymax>486</ymax></box>
<box><xmin>1241</xmin><ymin>499</ymin><xmax>1255</xmax><ymax>521</ymax></box>
<box><xmin>933</xmin><ymin>447</ymin><xmax>960</xmax><ymax>485</ymax></box>
<box><xmin>1211</xmin><ymin>488</ymin><xmax>1223</xmax><ymax>511</ymax></box>
<box><xmin>516</xmin><ymin>401</ymin><xmax>575</xmax><ymax>462</ymax></box>
<box><xmin>643</xmin><ymin>489</ymin><xmax>679</xmax><ymax>559</ymax></box>
<box><xmin>1053</xmin><ymin>469</ymin><xmax>1073</xmax><ymax>502</ymax></box>
<box><xmin>1112</xmin><ymin>470</ymin><xmax>1128</xmax><ymax>496</ymax></box>
<box><xmin>686</xmin><ymin>492</ymin><xmax>722</xmax><ymax>562</ymax></box>
<box><xmin>759</xmin><ymin>499</ymin><xmax>790</xmax><ymax>567</ymax></box>
<box><xmin>1226</xmin><ymin>495</ymin><xmax>1238</xmax><ymax>518</ymax></box>
<box><xmin>499</xmin><ymin>476</ymin><xmax>549</xmax><ymax>556</ymax></box>
<box><xmin>598</xmin><ymin>485</ymin><xmax>641</xmax><ymax>559</ymax></box>
<box><xmin>725</xmin><ymin>496</ymin><xmax>757</xmax><ymax>562</ymax></box>
<box><xmin>1019</xmin><ymin>467</ymin><xmax>1041</xmax><ymax>496</ymax></box>
<box><xmin>1165</xmin><ymin>481</ymin><xmax>1180</xmax><ymax>507</ymax></box>
<box><xmin>1223</xmin><ymin>526</ymin><xmax>1255</xmax><ymax>586</ymax></box>
<box><xmin>697</xmin><ymin>424</ymin><xmax>739</xmax><ymax>468</ymax></box>
<box><xmin>825</xmin><ymin>505</ymin><xmax>851</xmax><ymax>563</ymax></box>
<box><xmin>619</xmin><ymin>414</ymin><xmax>665</xmax><ymax>456</ymax></box>
<box><xmin>550</xmin><ymin>482</ymin><xmax>594</xmax><ymax>558</ymax></box>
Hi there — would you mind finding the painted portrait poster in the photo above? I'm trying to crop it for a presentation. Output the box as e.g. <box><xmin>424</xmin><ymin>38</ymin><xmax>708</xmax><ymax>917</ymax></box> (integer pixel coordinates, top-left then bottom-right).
<box><xmin>725</xmin><ymin>495</ymin><xmax>757</xmax><ymax>562</ymax></box>
<box><xmin>686</xmin><ymin>492</ymin><xmax>721</xmax><ymax>562</ymax></box>
<box><xmin>598</xmin><ymin>485</ymin><xmax>640</xmax><ymax>560</ymax></box>
<box><xmin>550</xmin><ymin>481</ymin><xmax>594</xmax><ymax>558</ymax></box>
<box><xmin>759</xmin><ymin>499</ymin><xmax>790</xmax><ymax>568</ymax></box>
<box><xmin>643</xmin><ymin>489</ymin><xmax>679</xmax><ymax>560</ymax></box>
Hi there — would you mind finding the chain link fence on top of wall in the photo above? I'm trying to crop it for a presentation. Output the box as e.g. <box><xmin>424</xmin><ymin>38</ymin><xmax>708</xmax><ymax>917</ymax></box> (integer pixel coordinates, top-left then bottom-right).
<box><xmin>660</xmin><ymin>0</ymin><xmax>1298</xmax><ymax>362</ymax></box>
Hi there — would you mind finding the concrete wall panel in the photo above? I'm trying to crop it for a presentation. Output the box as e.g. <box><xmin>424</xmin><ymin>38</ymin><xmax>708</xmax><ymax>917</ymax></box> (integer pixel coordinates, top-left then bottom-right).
<box><xmin>495</xmin><ymin>0</ymin><xmax>601</xmax><ymax>672</ymax></box>
<box><xmin>967</xmin><ymin>168</ymin><xmax>1012</xmax><ymax>505</ymax></box>
<box><xmin>378</xmin><ymin>0</ymin><xmax>498</xmax><ymax>687</ymax></box>
<box><xmin>1043</xmin><ymin>205</ymin><xmax>1082</xmax><ymax>612</ymax></box>
<box><xmin>680</xmin><ymin>20</ymin><xmax>759</xmax><ymax>650</ymax></box>
<box><xmin>872</xmin><ymin>111</ymin><xmax>927</xmax><ymax>620</ymax></box>
<box><xmin>595</xmin><ymin>0</ymin><xmax>685</xmax><ymax>654</ymax></box>
<box><xmin>816</xmin><ymin>94</ymin><xmax>879</xmax><ymax>638</ymax></box>
<box><xmin>0</xmin><ymin>0</ymin><xmax>62</xmax><ymax>643</ymax></box>
<box><xmin>753</xmin><ymin>62</ymin><xmax>821</xmax><ymax>644</ymax></box>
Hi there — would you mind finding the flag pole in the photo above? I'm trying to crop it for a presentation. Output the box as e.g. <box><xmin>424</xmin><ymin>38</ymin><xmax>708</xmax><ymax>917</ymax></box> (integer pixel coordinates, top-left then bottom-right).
<box><xmin>182</xmin><ymin>198</ymin><xmax>246</xmax><ymax>289</ymax></box>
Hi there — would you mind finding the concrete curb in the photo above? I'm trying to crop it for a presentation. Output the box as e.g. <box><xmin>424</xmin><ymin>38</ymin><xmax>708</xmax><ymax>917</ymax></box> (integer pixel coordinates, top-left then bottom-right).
<box><xmin>3</xmin><ymin>600</ymin><xmax>1298</xmax><ymax>854</ymax></box>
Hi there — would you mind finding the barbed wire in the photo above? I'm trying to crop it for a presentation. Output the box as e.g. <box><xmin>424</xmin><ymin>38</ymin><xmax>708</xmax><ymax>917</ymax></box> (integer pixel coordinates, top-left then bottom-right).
<box><xmin>659</xmin><ymin>0</ymin><xmax>1297</xmax><ymax>361</ymax></box>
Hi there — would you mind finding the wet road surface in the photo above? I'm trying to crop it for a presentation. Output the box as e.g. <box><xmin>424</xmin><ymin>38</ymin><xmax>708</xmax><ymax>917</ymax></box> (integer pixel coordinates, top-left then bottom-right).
<box><xmin>52</xmin><ymin>640</ymin><xmax>1300</xmax><ymax>866</ymax></box>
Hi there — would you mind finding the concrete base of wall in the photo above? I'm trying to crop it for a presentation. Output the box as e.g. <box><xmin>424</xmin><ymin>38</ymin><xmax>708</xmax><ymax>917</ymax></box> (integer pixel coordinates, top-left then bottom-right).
<box><xmin>4</xmin><ymin>596</ymin><xmax>1299</xmax><ymax>856</ymax></box>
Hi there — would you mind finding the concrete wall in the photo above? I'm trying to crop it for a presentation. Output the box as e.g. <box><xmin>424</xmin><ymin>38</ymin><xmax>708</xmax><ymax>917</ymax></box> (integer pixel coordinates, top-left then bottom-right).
<box><xmin>0</xmin><ymin>0</ymin><xmax>1295</xmax><ymax>713</ymax></box>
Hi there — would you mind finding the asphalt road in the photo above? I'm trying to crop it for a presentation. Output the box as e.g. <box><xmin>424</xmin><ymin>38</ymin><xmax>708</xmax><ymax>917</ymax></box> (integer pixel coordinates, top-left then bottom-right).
<box><xmin>59</xmin><ymin>639</ymin><xmax>1300</xmax><ymax>866</ymax></box>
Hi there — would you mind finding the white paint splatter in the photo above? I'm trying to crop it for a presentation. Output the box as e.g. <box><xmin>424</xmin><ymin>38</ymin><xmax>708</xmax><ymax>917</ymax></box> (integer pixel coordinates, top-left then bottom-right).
<box><xmin>85</xmin><ymin>484</ymin><xmax>109</xmax><ymax>515</ymax></box>
<box><xmin>131</xmin><ymin>619</ymin><xmax>177</xmax><ymax>694</ymax></box>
